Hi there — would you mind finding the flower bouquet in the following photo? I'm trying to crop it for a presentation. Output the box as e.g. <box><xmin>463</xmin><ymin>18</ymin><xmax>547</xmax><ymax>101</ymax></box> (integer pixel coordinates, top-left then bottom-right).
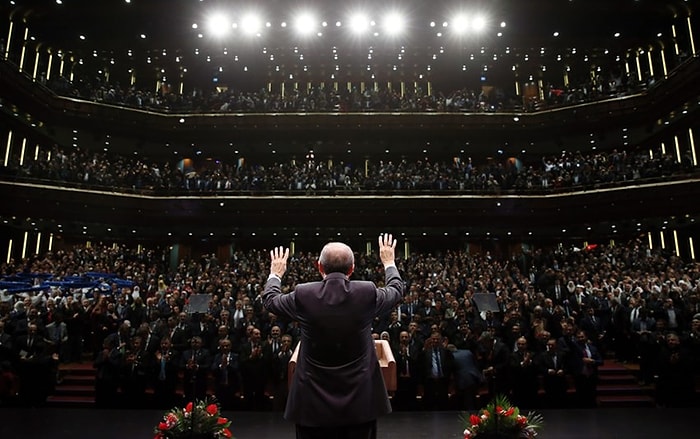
<box><xmin>154</xmin><ymin>400</ymin><xmax>233</xmax><ymax>439</ymax></box>
<box><xmin>461</xmin><ymin>395</ymin><xmax>543</xmax><ymax>439</ymax></box>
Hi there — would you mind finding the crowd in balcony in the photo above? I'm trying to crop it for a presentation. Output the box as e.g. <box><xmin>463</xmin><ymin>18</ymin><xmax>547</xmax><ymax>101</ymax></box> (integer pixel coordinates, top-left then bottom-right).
<box><xmin>43</xmin><ymin>62</ymin><xmax>644</xmax><ymax>114</ymax></box>
<box><xmin>2</xmin><ymin>143</ymin><xmax>694</xmax><ymax>195</ymax></box>
<box><xmin>0</xmin><ymin>239</ymin><xmax>698</xmax><ymax>410</ymax></box>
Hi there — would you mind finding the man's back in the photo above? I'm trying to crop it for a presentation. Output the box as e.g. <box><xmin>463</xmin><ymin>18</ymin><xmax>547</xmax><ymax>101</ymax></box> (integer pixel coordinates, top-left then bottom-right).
<box><xmin>263</xmin><ymin>235</ymin><xmax>403</xmax><ymax>434</ymax></box>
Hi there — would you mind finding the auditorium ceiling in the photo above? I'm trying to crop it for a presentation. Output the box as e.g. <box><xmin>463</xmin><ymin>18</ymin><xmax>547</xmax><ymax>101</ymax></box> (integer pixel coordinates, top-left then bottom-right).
<box><xmin>4</xmin><ymin>0</ymin><xmax>693</xmax><ymax>88</ymax></box>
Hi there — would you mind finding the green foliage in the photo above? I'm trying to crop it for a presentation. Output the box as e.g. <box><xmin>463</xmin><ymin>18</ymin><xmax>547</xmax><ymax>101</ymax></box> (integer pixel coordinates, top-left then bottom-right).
<box><xmin>154</xmin><ymin>400</ymin><xmax>233</xmax><ymax>439</ymax></box>
<box><xmin>460</xmin><ymin>394</ymin><xmax>543</xmax><ymax>439</ymax></box>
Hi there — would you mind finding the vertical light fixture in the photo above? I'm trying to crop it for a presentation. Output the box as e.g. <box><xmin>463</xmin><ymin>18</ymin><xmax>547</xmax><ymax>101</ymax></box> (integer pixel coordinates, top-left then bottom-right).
<box><xmin>5</xmin><ymin>20</ymin><xmax>14</xmax><ymax>59</ymax></box>
<box><xmin>660</xmin><ymin>47</ymin><xmax>668</xmax><ymax>78</ymax></box>
<box><xmin>46</xmin><ymin>51</ymin><xmax>53</xmax><ymax>81</ymax></box>
<box><xmin>4</xmin><ymin>130</ymin><xmax>12</xmax><ymax>167</ymax></box>
<box><xmin>18</xmin><ymin>27</ymin><xmax>29</xmax><ymax>72</ymax></box>
<box><xmin>5</xmin><ymin>239</ymin><xmax>12</xmax><ymax>264</ymax></box>
<box><xmin>690</xmin><ymin>128</ymin><xmax>697</xmax><ymax>166</ymax></box>
<box><xmin>688</xmin><ymin>16</ymin><xmax>696</xmax><ymax>55</ymax></box>
<box><xmin>35</xmin><ymin>232</ymin><xmax>42</xmax><ymax>255</ymax></box>
<box><xmin>673</xmin><ymin>230</ymin><xmax>680</xmax><ymax>257</ymax></box>
<box><xmin>21</xmin><ymin>231</ymin><xmax>28</xmax><ymax>259</ymax></box>
<box><xmin>32</xmin><ymin>48</ymin><xmax>40</xmax><ymax>80</ymax></box>
<box><xmin>19</xmin><ymin>137</ymin><xmax>26</xmax><ymax>166</ymax></box>
<box><xmin>690</xmin><ymin>237</ymin><xmax>695</xmax><ymax>260</ymax></box>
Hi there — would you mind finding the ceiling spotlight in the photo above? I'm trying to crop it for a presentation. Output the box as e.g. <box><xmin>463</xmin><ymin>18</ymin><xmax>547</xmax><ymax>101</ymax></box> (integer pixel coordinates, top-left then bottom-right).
<box><xmin>382</xmin><ymin>12</ymin><xmax>406</xmax><ymax>36</ymax></box>
<box><xmin>348</xmin><ymin>12</ymin><xmax>370</xmax><ymax>34</ymax></box>
<box><xmin>294</xmin><ymin>12</ymin><xmax>317</xmax><ymax>36</ymax></box>
<box><xmin>241</xmin><ymin>13</ymin><xmax>262</xmax><ymax>35</ymax></box>
<box><xmin>207</xmin><ymin>13</ymin><xmax>232</xmax><ymax>38</ymax></box>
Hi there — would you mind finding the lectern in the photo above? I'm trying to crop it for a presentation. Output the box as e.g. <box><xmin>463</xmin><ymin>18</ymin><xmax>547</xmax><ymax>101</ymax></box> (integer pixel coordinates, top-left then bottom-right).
<box><xmin>288</xmin><ymin>340</ymin><xmax>396</xmax><ymax>391</ymax></box>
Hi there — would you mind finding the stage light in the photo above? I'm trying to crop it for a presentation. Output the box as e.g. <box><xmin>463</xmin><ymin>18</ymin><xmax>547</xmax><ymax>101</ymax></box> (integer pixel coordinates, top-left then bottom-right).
<box><xmin>382</xmin><ymin>12</ymin><xmax>406</xmax><ymax>36</ymax></box>
<box><xmin>348</xmin><ymin>12</ymin><xmax>370</xmax><ymax>34</ymax></box>
<box><xmin>206</xmin><ymin>13</ymin><xmax>232</xmax><ymax>38</ymax></box>
<box><xmin>472</xmin><ymin>15</ymin><xmax>487</xmax><ymax>32</ymax></box>
<box><xmin>294</xmin><ymin>12</ymin><xmax>317</xmax><ymax>36</ymax></box>
<box><xmin>451</xmin><ymin>14</ymin><xmax>470</xmax><ymax>35</ymax></box>
<box><xmin>240</xmin><ymin>13</ymin><xmax>262</xmax><ymax>36</ymax></box>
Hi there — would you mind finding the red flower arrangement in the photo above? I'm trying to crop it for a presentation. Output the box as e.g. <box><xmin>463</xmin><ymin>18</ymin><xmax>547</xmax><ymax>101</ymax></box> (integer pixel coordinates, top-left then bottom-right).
<box><xmin>460</xmin><ymin>395</ymin><xmax>543</xmax><ymax>439</ymax></box>
<box><xmin>153</xmin><ymin>400</ymin><xmax>233</xmax><ymax>439</ymax></box>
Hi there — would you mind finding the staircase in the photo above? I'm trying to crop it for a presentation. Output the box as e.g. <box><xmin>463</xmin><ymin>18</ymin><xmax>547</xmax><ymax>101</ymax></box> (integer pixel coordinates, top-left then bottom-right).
<box><xmin>46</xmin><ymin>362</ymin><xmax>96</xmax><ymax>407</ymax></box>
<box><xmin>596</xmin><ymin>360</ymin><xmax>655</xmax><ymax>407</ymax></box>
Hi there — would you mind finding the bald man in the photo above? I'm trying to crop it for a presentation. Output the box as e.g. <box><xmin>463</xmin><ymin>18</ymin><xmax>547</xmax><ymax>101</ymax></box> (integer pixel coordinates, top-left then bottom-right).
<box><xmin>264</xmin><ymin>234</ymin><xmax>404</xmax><ymax>439</ymax></box>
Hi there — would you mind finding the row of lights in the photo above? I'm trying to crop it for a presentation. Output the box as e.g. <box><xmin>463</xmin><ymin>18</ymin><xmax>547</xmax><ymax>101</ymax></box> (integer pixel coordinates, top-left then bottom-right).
<box><xmin>6</xmin><ymin>217</ymin><xmax>689</xmax><ymax>238</ymax></box>
<box><xmin>201</xmin><ymin>11</ymin><xmax>493</xmax><ymax>39</ymax></box>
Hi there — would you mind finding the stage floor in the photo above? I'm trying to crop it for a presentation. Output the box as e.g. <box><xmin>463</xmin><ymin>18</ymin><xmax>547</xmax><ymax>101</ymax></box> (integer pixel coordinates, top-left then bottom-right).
<box><xmin>0</xmin><ymin>408</ymin><xmax>696</xmax><ymax>438</ymax></box>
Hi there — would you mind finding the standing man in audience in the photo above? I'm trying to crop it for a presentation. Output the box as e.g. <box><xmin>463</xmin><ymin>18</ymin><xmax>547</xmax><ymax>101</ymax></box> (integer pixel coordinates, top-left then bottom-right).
<box><xmin>536</xmin><ymin>338</ymin><xmax>568</xmax><ymax>408</ymax></box>
<box><xmin>447</xmin><ymin>343</ymin><xmax>482</xmax><ymax>410</ymax></box>
<box><xmin>421</xmin><ymin>330</ymin><xmax>454</xmax><ymax>410</ymax></box>
<box><xmin>509</xmin><ymin>336</ymin><xmax>538</xmax><ymax>408</ymax></box>
<box><xmin>180</xmin><ymin>336</ymin><xmax>210</xmax><ymax>403</ymax></box>
<box><xmin>263</xmin><ymin>234</ymin><xmax>403</xmax><ymax>439</ymax></box>
<box><xmin>211</xmin><ymin>338</ymin><xmax>240</xmax><ymax>410</ymax></box>
<box><xmin>239</xmin><ymin>326</ymin><xmax>269</xmax><ymax>410</ymax></box>
<box><xmin>392</xmin><ymin>330</ymin><xmax>421</xmax><ymax>411</ymax></box>
<box><xmin>571</xmin><ymin>329</ymin><xmax>603</xmax><ymax>407</ymax></box>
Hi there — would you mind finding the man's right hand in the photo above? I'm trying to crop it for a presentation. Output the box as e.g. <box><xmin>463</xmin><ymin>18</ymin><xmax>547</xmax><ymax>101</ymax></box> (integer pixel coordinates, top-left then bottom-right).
<box><xmin>378</xmin><ymin>233</ymin><xmax>397</xmax><ymax>268</ymax></box>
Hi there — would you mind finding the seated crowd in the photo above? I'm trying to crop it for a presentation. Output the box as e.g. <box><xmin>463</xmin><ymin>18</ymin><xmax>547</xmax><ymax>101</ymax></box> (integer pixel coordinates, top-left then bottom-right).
<box><xmin>2</xmin><ymin>144</ymin><xmax>694</xmax><ymax>195</ymax></box>
<box><xmin>0</xmin><ymin>239</ymin><xmax>699</xmax><ymax>410</ymax></box>
<box><xmin>44</xmin><ymin>62</ymin><xmax>642</xmax><ymax>115</ymax></box>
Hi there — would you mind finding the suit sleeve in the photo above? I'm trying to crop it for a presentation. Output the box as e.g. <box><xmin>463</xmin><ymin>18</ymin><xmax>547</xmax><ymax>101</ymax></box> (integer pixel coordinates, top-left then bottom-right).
<box><xmin>375</xmin><ymin>266</ymin><xmax>404</xmax><ymax>314</ymax></box>
<box><xmin>263</xmin><ymin>276</ymin><xmax>298</xmax><ymax>320</ymax></box>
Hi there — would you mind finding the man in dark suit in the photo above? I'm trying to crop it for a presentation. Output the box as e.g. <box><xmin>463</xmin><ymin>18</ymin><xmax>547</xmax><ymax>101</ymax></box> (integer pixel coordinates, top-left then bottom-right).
<box><xmin>536</xmin><ymin>338</ymin><xmax>568</xmax><ymax>408</ymax></box>
<box><xmin>508</xmin><ymin>336</ymin><xmax>539</xmax><ymax>409</ymax></box>
<box><xmin>211</xmin><ymin>338</ymin><xmax>240</xmax><ymax>410</ymax></box>
<box><xmin>263</xmin><ymin>234</ymin><xmax>403</xmax><ymax>439</ymax></box>
<box><xmin>239</xmin><ymin>326</ymin><xmax>269</xmax><ymax>410</ymax></box>
<box><xmin>420</xmin><ymin>330</ymin><xmax>454</xmax><ymax>410</ymax></box>
<box><xmin>391</xmin><ymin>330</ymin><xmax>421</xmax><ymax>411</ymax></box>
<box><xmin>151</xmin><ymin>336</ymin><xmax>180</xmax><ymax>409</ymax></box>
<box><xmin>179</xmin><ymin>336</ymin><xmax>211</xmax><ymax>403</ymax></box>
<box><xmin>571</xmin><ymin>329</ymin><xmax>603</xmax><ymax>407</ymax></box>
<box><xmin>476</xmin><ymin>331</ymin><xmax>511</xmax><ymax>398</ymax></box>
<box><xmin>447</xmin><ymin>344</ymin><xmax>482</xmax><ymax>410</ymax></box>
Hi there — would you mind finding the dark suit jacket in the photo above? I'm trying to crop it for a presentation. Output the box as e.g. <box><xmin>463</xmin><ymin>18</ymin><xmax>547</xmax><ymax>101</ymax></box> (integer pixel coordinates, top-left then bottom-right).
<box><xmin>420</xmin><ymin>346</ymin><xmax>454</xmax><ymax>382</ymax></box>
<box><xmin>451</xmin><ymin>349</ymin><xmax>482</xmax><ymax>389</ymax></box>
<box><xmin>263</xmin><ymin>266</ymin><xmax>403</xmax><ymax>427</ymax></box>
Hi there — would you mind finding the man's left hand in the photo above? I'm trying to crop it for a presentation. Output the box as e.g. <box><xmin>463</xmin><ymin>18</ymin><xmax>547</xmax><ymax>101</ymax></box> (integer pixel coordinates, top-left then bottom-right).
<box><xmin>269</xmin><ymin>246</ymin><xmax>289</xmax><ymax>279</ymax></box>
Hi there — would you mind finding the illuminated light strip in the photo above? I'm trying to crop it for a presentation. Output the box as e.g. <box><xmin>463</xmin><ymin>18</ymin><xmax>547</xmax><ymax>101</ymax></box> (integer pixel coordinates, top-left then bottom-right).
<box><xmin>4</xmin><ymin>131</ymin><xmax>12</xmax><ymax>167</ymax></box>
<box><xmin>673</xmin><ymin>230</ymin><xmax>680</xmax><ymax>257</ymax></box>
<box><xmin>688</xmin><ymin>17</ymin><xmax>696</xmax><ymax>56</ymax></box>
<box><xmin>5</xmin><ymin>21</ymin><xmax>13</xmax><ymax>58</ymax></box>
<box><xmin>690</xmin><ymin>237</ymin><xmax>695</xmax><ymax>260</ymax></box>
<box><xmin>21</xmin><ymin>231</ymin><xmax>28</xmax><ymax>259</ymax></box>
<box><xmin>690</xmin><ymin>128</ymin><xmax>696</xmax><ymax>166</ymax></box>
